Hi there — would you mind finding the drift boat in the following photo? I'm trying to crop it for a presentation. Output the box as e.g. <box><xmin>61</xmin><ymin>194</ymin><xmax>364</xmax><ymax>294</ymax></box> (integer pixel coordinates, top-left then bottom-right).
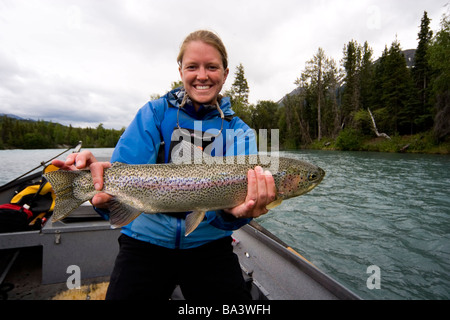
<box><xmin>0</xmin><ymin>145</ymin><xmax>360</xmax><ymax>300</ymax></box>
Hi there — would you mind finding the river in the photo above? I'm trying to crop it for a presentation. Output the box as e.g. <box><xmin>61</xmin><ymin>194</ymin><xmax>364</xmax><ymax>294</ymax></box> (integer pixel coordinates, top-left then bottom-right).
<box><xmin>0</xmin><ymin>148</ymin><xmax>449</xmax><ymax>300</ymax></box>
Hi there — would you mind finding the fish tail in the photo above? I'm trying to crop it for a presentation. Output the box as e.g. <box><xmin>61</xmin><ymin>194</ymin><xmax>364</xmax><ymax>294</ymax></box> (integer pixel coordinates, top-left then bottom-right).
<box><xmin>44</xmin><ymin>170</ymin><xmax>93</xmax><ymax>222</ymax></box>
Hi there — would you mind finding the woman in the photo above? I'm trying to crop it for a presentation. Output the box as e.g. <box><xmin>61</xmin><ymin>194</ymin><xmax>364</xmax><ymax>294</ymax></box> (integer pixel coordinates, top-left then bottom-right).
<box><xmin>53</xmin><ymin>30</ymin><xmax>276</xmax><ymax>300</ymax></box>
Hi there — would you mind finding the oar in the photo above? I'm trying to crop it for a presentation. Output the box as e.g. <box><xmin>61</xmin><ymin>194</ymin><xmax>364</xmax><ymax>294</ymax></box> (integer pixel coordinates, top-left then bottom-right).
<box><xmin>0</xmin><ymin>141</ymin><xmax>82</xmax><ymax>191</ymax></box>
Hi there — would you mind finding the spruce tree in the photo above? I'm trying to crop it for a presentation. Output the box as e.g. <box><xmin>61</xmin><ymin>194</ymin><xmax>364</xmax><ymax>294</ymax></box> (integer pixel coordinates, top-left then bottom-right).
<box><xmin>230</xmin><ymin>63</ymin><xmax>250</xmax><ymax>105</ymax></box>
<box><xmin>342</xmin><ymin>40</ymin><xmax>374</xmax><ymax>131</ymax></box>
<box><xmin>226</xmin><ymin>63</ymin><xmax>251</xmax><ymax>124</ymax></box>
<box><xmin>342</xmin><ymin>40</ymin><xmax>361</xmax><ymax>126</ymax></box>
<box><xmin>382</xmin><ymin>39</ymin><xmax>416</xmax><ymax>134</ymax></box>
<box><xmin>360</xmin><ymin>41</ymin><xmax>374</xmax><ymax>112</ymax></box>
<box><xmin>412</xmin><ymin>11</ymin><xmax>433</xmax><ymax>131</ymax></box>
<box><xmin>428</xmin><ymin>13</ymin><xmax>450</xmax><ymax>140</ymax></box>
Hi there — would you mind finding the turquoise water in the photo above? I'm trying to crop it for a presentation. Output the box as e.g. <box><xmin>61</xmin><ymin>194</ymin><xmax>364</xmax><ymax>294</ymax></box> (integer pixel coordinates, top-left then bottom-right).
<box><xmin>257</xmin><ymin>150</ymin><xmax>450</xmax><ymax>300</ymax></box>
<box><xmin>0</xmin><ymin>148</ymin><xmax>114</xmax><ymax>186</ymax></box>
<box><xmin>1</xmin><ymin>148</ymin><xmax>449</xmax><ymax>299</ymax></box>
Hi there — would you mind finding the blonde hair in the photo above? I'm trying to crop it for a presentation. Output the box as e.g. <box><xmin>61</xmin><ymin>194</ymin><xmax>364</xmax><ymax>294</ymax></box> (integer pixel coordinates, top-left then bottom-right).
<box><xmin>177</xmin><ymin>30</ymin><xmax>228</xmax><ymax>69</ymax></box>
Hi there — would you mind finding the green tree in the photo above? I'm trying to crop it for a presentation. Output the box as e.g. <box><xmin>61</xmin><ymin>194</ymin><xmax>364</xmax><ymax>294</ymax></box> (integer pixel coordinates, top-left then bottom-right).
<box><xmin>278</xmin><ymin>93</ymin><xmax>311</xmax><ymax>147</ymax></box>
<box><xmin>252</xmin><ymin>100</ymin><xmax>279</xmax><ymax>131</ymax></box>
<box><xmin>412</xmin><ymin>11</ymin><xmax>434</xmax><ymax>131</ymax></box>
<box><xmin>295</xmin><ymin>47</ymin><xmax>339</xmax><ymax>141</ymax></box>
<box><xmin>225</xmin><ymin>63</ymin><xmax>251</xmax><ymax>124</ymax></box>
<box><xmin>371</xmin><ymin>46</ymin><xmax>389</xmax><ymax>113</ymax></box>
<box><xmin>360</xmin><ymin>41</ymin><xmax>375</xmax><ymax>112</ymax></box>
<box><xmin>428</xmin><ymin>12</ymin><xmax>450</xmax><ymax>140</ymax></box>
<box><xmin>250</xmin><ymin>100</ymin><xmax>280</xmax><ymax>147</ymax></box>
<box><xmin>342</xmin><ymin>40</ymin><xmax>374</xmax><ymax>129</ymax></box>
<box><xmin>372</xmin><ymin>39</ymin><xmax>417</xmax><ymax>135</ymax></box>
<box><xmin>0</xmin><ymin>116</ymin><xmax>124</xmax><ymax>149</ymax></box>
<box><xmin>323</xmin><ymin>63</ymin><xmax>343</xmax><ymax>138</ymax></box>
<box><xmin>23</xmin><ymin>132</ymin><xmax>48</xmax><ymax>149</ymax></box>
<box><xmin>171</xmin><ymin>80</ymin><xmax>184</xmax><ymax>90</ymax></box>
<box><xmin>342</xmin><ymin>40</ymin><xmax>361</xmax><ymax>124</ymax></box>
<box><xmin>1</xmin><ymin>115</ymin><xmax>13</xmax><ymax>145</ymax></box>
<box><xmin>230</xmin><ymin>63</ymin><xmax>249</xmax><ymax>104</ymax></box>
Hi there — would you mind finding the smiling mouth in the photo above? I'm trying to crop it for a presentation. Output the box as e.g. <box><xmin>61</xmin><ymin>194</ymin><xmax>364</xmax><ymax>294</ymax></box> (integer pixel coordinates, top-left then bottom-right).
<box><xmin>195</xmin><ymin>85</ymin><xmax>212</xmax><ymax>90</ymax></box>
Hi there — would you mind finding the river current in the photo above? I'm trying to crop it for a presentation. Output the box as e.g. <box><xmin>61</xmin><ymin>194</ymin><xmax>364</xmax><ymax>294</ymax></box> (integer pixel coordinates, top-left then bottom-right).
<box><xmin>0</xmin><ymin>148</ymin><xmax>448</xmax><ymax>299</ymax></box>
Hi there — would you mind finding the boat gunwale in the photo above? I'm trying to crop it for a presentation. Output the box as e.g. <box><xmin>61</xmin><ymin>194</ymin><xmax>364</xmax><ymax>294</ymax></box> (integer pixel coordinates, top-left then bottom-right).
<box><xmin>241</xmin><ymin>220</ymin><xmax>362</xmax><ymax>300</ymax></box>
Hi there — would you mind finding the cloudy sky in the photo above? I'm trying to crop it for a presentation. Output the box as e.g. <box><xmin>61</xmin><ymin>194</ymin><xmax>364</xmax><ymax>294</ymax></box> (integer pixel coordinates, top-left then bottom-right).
<box><xmin>0</xmin><ymin>0</ymin><xmax>447</xmax><ymax>129</ymax></box>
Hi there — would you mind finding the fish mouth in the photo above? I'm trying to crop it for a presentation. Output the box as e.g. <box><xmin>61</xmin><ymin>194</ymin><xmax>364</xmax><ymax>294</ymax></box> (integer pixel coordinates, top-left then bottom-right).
<box><xmin>317</xmin><ymin>167</ymin><xmax>325</xmax><ymax>182</ymax></box>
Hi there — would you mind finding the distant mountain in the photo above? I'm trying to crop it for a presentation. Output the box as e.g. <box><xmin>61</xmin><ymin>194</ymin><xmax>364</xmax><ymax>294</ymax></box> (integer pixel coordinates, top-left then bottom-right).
<box><xmin>0</xmin><ymin>113</ymin><xmax>29</xmax><ymax>120</ymax></box>
<box><xmin>402</xmin><ymin>49</ymin><xmax>416</xmax><ymax>68</ymax></box>
<box><xmin>372</xmin><ymin>48</ymin><xmax>416</xmax><ymax>68</ymax></box>
<box><xmin>277</xmin><ymin>86</ymin><xmax>304</xmax><ymax>105</ymax></box>
<box><xmin>0</xmin><ymin>113</ymin><xmax>55</xmax><ymax>127</ymax></box>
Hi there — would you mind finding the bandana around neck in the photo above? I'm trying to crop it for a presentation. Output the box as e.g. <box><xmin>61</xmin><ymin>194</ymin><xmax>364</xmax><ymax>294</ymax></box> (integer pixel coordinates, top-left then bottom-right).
<box><xmin>174</xmin><ymin>87</ymin><xmax>222</xmax><ymax>112</ymax></box>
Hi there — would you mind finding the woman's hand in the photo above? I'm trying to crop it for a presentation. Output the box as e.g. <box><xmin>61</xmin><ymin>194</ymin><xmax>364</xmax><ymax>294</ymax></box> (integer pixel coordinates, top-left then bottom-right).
<box><xmin>51</xmin><ymin>150</ymin><xmax>113</xmax><ymax>209</ymax></box>
<box><xmin>225</xmin><ymin>166</ymin><xmax>276</xmax><ymax>219</ymax></box>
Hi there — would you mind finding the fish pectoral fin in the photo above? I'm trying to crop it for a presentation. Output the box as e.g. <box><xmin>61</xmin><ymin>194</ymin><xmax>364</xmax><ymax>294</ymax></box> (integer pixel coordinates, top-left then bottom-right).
<box><xmin>108</xmin><ymin>199</ymin><xmax>142</xmax><ymax>228</ymax></box>
<box><xmin>266</xmin><ymin>198</ymin><xmax>283</xmax><ymax>210</ymax></box>
<box><xmin>185</xmin><ymin>211</ymin><xmax>206</xmax><ymax>236</ymax></box>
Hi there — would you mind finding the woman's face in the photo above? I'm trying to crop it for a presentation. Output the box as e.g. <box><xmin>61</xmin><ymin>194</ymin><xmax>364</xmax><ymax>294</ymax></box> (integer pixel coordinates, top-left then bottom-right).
<box><xmin>179</xmin><ymin>40</ymin><xmax>229</xmax><ymax>110</ymax></box>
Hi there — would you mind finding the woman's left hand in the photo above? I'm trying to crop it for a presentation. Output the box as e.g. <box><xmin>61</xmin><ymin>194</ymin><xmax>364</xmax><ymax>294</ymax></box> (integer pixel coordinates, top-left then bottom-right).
<box><xmin>224</xmin><ymin>166</ymin><xmax>276</xmax><ymax>219</ymax></box>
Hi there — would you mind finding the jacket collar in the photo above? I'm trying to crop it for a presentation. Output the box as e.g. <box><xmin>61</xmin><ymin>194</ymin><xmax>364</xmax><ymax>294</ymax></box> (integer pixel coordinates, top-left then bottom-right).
<box><xmin>164</xmin><ymin>87</ymin><xmax>235</xmax><ymax>120</ymax></box>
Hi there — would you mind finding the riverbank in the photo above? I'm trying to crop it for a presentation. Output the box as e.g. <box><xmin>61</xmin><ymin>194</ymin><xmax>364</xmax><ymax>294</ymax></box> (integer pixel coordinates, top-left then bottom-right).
<box><xmin>1</xmin><ymin>131</ymin><xmax>449</xmax><ymax>155</ymax></box>
<box><xmin>307</xmin><ymin>131</ymin><xmax>450</xmax><ymax>154</ymax></box>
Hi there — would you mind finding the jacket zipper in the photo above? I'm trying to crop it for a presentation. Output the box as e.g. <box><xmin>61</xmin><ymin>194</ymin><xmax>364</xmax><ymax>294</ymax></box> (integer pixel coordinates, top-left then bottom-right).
<box><xmin>175</xmin><ymin>218</ymin><xmax>182</xmax><ymax>249</ymax></box>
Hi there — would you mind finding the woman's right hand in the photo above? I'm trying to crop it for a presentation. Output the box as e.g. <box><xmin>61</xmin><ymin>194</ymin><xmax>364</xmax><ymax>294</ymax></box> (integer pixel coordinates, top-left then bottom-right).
<box><xmin>51</xmin><ymin>150</ymin><xmax>113</xmax><ymax>209</ymax></box>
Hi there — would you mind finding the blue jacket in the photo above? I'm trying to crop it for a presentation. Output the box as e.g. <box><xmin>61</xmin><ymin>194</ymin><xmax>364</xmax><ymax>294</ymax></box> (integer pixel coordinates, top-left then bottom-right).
<box><xmin>104</xmin><ymin>88</ymin><xmax>257</xmax><ymax>249</ymax></box>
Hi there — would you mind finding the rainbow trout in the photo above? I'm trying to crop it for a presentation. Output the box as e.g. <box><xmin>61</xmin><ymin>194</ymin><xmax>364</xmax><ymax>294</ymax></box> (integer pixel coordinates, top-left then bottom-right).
<box><xmin>44</xmin><ymin>153</ymin><xmax>324</xmax><ymax>236</ymax></box>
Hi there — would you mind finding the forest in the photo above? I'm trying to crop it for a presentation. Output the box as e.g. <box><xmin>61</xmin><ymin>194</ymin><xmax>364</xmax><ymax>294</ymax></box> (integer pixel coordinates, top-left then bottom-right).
<box><xmin>227</xmin><ymin>11</ymin><xmax>450</xmax><ymax>153</ymax></box>
<box><xmin>0</xmin><ymin>118</ymin><xmax>124</xmax><ymax>149</ymax></box>
<box><xmin>1</xmin><ymin>12</ymin><xmax>449</xmax><ymax>153</ymax></box>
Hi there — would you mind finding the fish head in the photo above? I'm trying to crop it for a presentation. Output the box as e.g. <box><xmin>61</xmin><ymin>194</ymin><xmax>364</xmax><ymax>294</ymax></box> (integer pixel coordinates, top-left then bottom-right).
<box><xmin>277</xmin><ymin>159</ymin><xmax>325</xmax><ymax>199</ymax></box>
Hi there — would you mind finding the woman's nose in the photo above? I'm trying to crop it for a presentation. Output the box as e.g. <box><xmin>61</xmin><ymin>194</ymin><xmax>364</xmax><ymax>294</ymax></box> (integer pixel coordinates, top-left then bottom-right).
<box><xmin>197</xmin><ymin>67</ymin><xmax>208</xmax><ymax>80</ymax></box>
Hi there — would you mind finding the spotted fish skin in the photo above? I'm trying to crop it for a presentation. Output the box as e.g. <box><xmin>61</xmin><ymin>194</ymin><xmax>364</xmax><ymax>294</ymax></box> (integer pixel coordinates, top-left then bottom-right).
<box><xmin>44</xmin><ymin>155</ymin><xmax>325</xmax><ymax>235</ymax></box>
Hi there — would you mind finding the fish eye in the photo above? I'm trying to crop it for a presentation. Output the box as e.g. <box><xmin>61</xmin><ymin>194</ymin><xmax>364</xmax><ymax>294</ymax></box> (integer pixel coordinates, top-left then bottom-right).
<box><xmin>308</xmin><ymin>173</ymin><xmax>317</xmax><ymax>181</ymax></box>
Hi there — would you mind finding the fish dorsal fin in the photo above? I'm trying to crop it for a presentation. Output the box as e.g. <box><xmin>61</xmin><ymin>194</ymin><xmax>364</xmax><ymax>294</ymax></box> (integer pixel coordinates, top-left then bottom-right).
<box><xmin>171</xmin><ymin>140</ymin><xmax>213</xmax><ymax>164</ymax></box>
